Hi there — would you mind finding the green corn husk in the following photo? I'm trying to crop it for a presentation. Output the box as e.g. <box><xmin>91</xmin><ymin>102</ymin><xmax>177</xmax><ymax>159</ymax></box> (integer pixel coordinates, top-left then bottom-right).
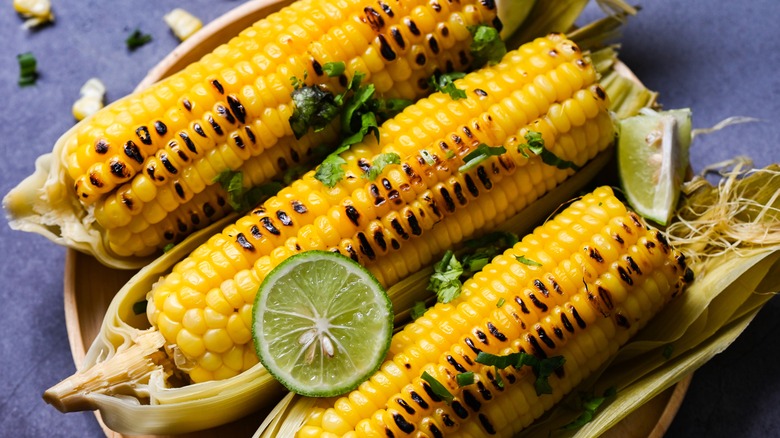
<box><xmin>517</xmin><ymin>162</ymin><xmax>780</xmax><ymax>437</ymax></box>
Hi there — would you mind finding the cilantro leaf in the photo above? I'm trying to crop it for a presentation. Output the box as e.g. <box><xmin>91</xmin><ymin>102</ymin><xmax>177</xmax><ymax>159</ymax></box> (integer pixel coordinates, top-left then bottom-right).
<box><xmin>456</xmin><ymin>371</ymin><xmax>475</xmax><ymax>387</ymax></box>
<box><xmin>342</xmin><ymin>83</ymin><xmax>376</xmax><ymax>133</ymax></box>
<box><xmin>427</xmin><ymin>250</ymin><xmax>464</xmax><ymax>303</ymax></box>
<box><xmin>289</xmin><ymin>85</ymin><xmax>340</xmax><ymax>139</ymax></box>
<box><xmin>410</xmin><ymin>301</ymin><xmax>427</xmax><ymax>320</ymax></box>
<box><xmin>214</xmin><ymin>171</ymin><xmax>282</xmax><ymax>212</ymax></box>
<box><xmin>290</xmin><ymin>72</ymin><xmax>308</xmax><ymax>90</ymax></box>
<box><xmin>459</xmin><ymin>143</ymin><xmax>507</xmax><ymax>172</ymax></box>
<box><xmin>340</xmin><ymin>111</ymin><xmax>379</xmax><ymax>149</ymax></box>
<box><xmin>163</xmin><ymin>243</ymin><xmax>175</xmax><ymax>253</ymax></box>
<box><xmin>372</xmin><ymin>98</ymin><xmax>413</xmax><ymax>121</ymax></box>
<box><xmin>126</xmin><ymin>28</ymin><xmax>153</xmax><ymax>51</ymax></box>
<box><xmin>363</xmin><ymin>152</ymin><xmax>400</xmax><ymax>181</ymax></box>
<box><xmin>475</xmin><ymin>351</ymin><xmax>566</xmax><ymax>395</ymax></box>
<box><xmin>322</xmin><ymin>61</ymin><xmax>346</xmax><ymax>77</ymax></box>
<box><xmin>496</xmin><ymin>298</ymin><xmax>505</xmax><ymax>308</ymax></box>
<box><xmin>519</xmin><ymin>130</ymin><xmax>580</xmax><ymax>170</ymax></box>
<box><xmin>314</xmin><ymin>154</ymin><xmax>347</xmax><ymax>188</ymax></box>
<box><xmin>515</xmin><ymin>255</ymin><xmax>542</xmax><ymax>267</ymax></box>
<box><xmin>429</xmin><ymin>72</ymin><xmax>467</xmax><ymax>100</ymax></box>
<box><xmin>468</xmin><ymin>24</ymin><xmax>506</xmax><ymax>68</ymax></box>
<box><xmin>17</xmin><ymin>52</ymin><xmax>38</xmax><ymax>87</ymax></box>
<box><xmin>421</xmin><ymin>371</ymin><xmax>454</xmax><ymax>404</ymax></box>
<box><xmin>562</xmin><ymin>387</ymin><xmax>617</xmax><ymax>430</ymax></box>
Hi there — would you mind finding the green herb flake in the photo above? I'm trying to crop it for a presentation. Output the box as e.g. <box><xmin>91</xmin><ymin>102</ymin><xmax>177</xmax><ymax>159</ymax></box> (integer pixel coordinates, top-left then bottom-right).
<box><xmin>17</xmin><ymin>52</ymin><xmax>38</xmax><ymax>86</ymax></box>
<box><xmin>662</xmin><ymin>344</ymin><xmax>674</xmax><ymax>360</ymax></box>
<box><xmin>515</xmin><ymin>255</ymin><xmax>542</xmax><ymax>267</ymax></box>
<box><xmin>373</xmin><ymin>98</ymin><xmax>412</xmax><ymax>121</ymax></box>
<box><xmin>322</xmin><ymin>61</ymin><xmax>346</xmax><ymax>77</ymax></box>
<box><xmin>459</xmin><ymin>143</ymin><xmax>507</xmax><ymax>172</ymax></box>
<box><xmin>290</xmin><ymin>71</ymin><xmax>308</xmax><ymax>90</ymax></box>
<box><xmin>410</xmin><ymin>301</ymin><xmax>427</xmax><ymax>320</ymax></box>
<box><xmin>132</xmin><ymin>300</ymin><xmax>148</xmax><ymax>315</ymax></box>
<box><xmin>468</xmin><ymin>24</ymin><xmax>507</xmax><ymax>68</ymax></box>
<box><xmin>163</xmin><ymin>243</ymin><xmax>175</xmax><ymax>253</ymax></box>
<box><xmin>427</xmin><ymin>250</ymin><xmax>464</xmax><ymax>303</ymax></box>
<box><xmin>562</xmin><ymin>387</ymin><xmax>617</xmax><ymax>430</ymax></box>
<box><xmin>475</xmin><ymin>351</ymin><xmax>565</xmax><ymax>395</ymax></box>
<box><xmin>314</xmin><ymin>154</ymin><xmax>348</xmax><ymax>188</ymax></box>
<box><xmin>429</xmin><ymin>72</ymin><xmax>467</xmax><ymax>100</ymax></box>
<box><xmin>214</xmin><ymin>170</ymin><xmax>281</xmax><ymax>212</ymax></box>
<box><xmin>420</xmin><ymin>149</ymin><xmax>436</xmax><ymax>166</ymax></box>
<box><xmin>496</xmin><ymin>298</ymin><xmax>505</xmax><ymax>308</ymax></box>
<box><xmin>126</xmin><ymin>29</ymin><xmax>153</xmax><ymax>51</ymax></box>
<box><xmin>518</xmin><ymin>130</ymin><xmax>580</xmax><ymax>171</ymax></box>
<box><xmin>289</xmin><ymin>85</ymin><xmax>340</xmax><ymax>139</ymax></box>
<box><xmin>456</xmin><ymin>371</ymin><xmax>475</xmax><ymax>387</ymax></box>
<box><xmin>494</xmin><ymin>368</ymin><xmax>504</xmax><ymax>388</ymax></box>
<box><xmin>363</xmin><ymin>152</ymin><xmax>400</xmax><ymax>181</ymax></box>
<box><xmin>421</xmin><ymin>371</ymin><xmax>454</xmax><ymax>404</ymax></box>
<box><xmin>340</xmin><ymin>111</ymin><xmax>379</xmax><ymax>149</ymax></box>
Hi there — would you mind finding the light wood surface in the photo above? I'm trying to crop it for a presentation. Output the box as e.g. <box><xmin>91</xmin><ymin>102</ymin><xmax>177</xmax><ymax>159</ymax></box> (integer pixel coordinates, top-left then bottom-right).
<box><xmin>62</xmin><ymin>0</ymin><xmax>691</xmax><ymax>436</ymax></box>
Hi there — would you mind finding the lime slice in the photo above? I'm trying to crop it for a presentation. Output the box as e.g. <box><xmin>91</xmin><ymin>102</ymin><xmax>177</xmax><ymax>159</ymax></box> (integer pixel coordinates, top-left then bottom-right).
<box><xmin>618</xmin><ymin>108</ymin><xmax>692</xmax><ymax>225</ymax></box>
<box><xmin>252</xmin><ymin>250</ymin><xmax>393</xmax><ymax>397</ymax></box>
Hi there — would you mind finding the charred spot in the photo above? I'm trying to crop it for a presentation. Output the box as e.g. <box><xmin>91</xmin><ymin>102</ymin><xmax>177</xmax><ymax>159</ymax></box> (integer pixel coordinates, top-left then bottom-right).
<box><xmin>428</xmin><ymin>423</ymin><xmax>443</xmax><ymax>438</ymax></box>
<box><xmin>378</xmin><ymin>0</ymin><xmax>394</xmax><ymax>16</ymax></box>
<box><xmin>644</xmin><ymin>240</ymin><xmax>657</xmax><ymax>252</ymax></box>
<box><xmin>174</xmin><ymin>133</ymin><xmax>195</xmax><ymax>155</ymax></box>
<box><xmin>462</xmin><ymin>126</ymin><xmax>474</xmax><ymax>139</ymax></box>
<box><xmin>390</xmin><ymin>27</ymin><xmax>405</xmax><ymax>49</ymax></box>
<box><xmin>536</xmin><ymin>325</ymin><xmax>556</xmax><ymax>349</ymax></box>
<box><xmin>431</xmin><ymin>1</ymin><xmax>442</xmax><ymax>12</ymax></box>
<box><xmin>94</xmin><ymin>139</ymin><xmax>109</xmax><ymax>154</ymax></box>
<box><xmin>373</xmin><ymin>229</ymin><xmax>387</xmax><ymax>251</ymax></box>
<box><xmin>390</xmin><ymin>238</ymin><xmax>401</xmax><ymax>250</ymax></box>
<box><xmin>190</xmin><ymin>212</ymin><xmax>201</xmax><ymax>225</ymax></box>
<box><xmin>357</xmin><ymin>232</ymin><xmax>376</xmax><ymax>259</ymax></box>
<box><xmin>345</xmin><ymin>205</ymin><xmax>361</xmax><ymax>226</ymax></box>
<box><xmin>396</xmin><ymin>398</ymin><xmax>415</xmax><ymax>415</ymax></box>
<box><xmin>226</xmin><ymin>95</ymin><xmax>247</xmax><ymax>124</ymax></box>
<box><xmin>629</xmin><ymin>212</ymin><xmax>643</xmax><ymax>228</ymax></box>
<box><xmin>561</xmin><ymin>313</ymin><xmax>574</xmax><ymax>332</ymax></box>
<box><xmin>409</xmin><ymin>390</ymin><xmax>429</xmax><ymax>409</ymax></box>
<box><xmin>382</xmin><ymin>178</ymin><xmax>393</xmax><ymax>190</ymax></box>
<box><xmin>236</xmin><ymin>233</ymin><xmax>255</xmax><ymax>251</ymax></box>
<box><xmin>568</xmin><ymin>303</ymin><xmax>587</xmax><ymax>328</ymax></box>
<box><xmin>364</xmin><ymin>6</ymin><xmax>385</xmax><ymax>30</ymax></box>
<box><xmin>491</xmin><ymin>17</ymin><xmax>503</xmax><ymax>33</ymax></box>
<box><xmin>528</xmin><ymin>292</ymin><xmax>548</xmax><ymax>312</ymax></box>
<box><xmin>421</xmin><ymin>382</ymin><xmax>442</xmax><ymax>403</ymax></box>
<box><xmin>406</xmin><ymin>211</ymin><xmax>422</xmax><ymax>235</ymax></box>
<box><xmin>549</xmin><ymin>277</ymin><xmax>563</xmax><ymax>294</ymax></box>
<box><xmin>177</xmin><ymin>219</ymin><xmax>188</xmax><ymax>233</ymax></box>
<box><xmin>474</xmin><ymin>329</ymin><xmax>488</xmax><ymax>345</ymax></box>
<box><xmin>427</xmin><ymin>35</ymin><xmax>440</xmax><ymax>54</ymax></box>
<box><xmin>311</xmin><ymin>58</ymin><xmax>324</xmax><ymax>76</ymax></box>
<box><xmin>476</xmin><ymin>166</ymin><xmax>492</xmax><ymax>189</ymax></box>
<box><xmin>344</xmin><ymin>242</ymin><xmax>360</xmax><ymax>262</ymax></box>
<box><xmin>120</xmin><ymin>193</ymin><xmax>133</xmax><ymax>209</ymax></box>
<box><xmin>548</xmin><ymin>48</ymin><xmax>559</xmax><ymax>58</ymax></box>
<box><xmin>154</xmin><ymin>120</ymin><xmax>168</xmax><ymax>136</ymax></box>
<box><xmin>276</xmin><ymin>210</ymin><xmax>293</xmax><ymax>226</ymax></box>
<box><xmin>676</xmin><ymin>253</ymin><xmax>688</xmax><ymax>269</ymax></box>
<box><xmin>597</xmin><ymin>286</ymin><xmax>614</xmax><ymax>310</ymax></box>
<box><xmin>173</xmin><ymin>181</ymin><xmax>185</xmax><ymax>199</ymax></box>
<box><xmin>462</xmin><ymin>354</ymin><xmax>474</xmax><ymax>366</ymax></box>
<box><xmin>357</xmin><ymin>158</ymin><xmax>372</xmax><ymax>173</ymax></box>
<box><xmin>505</xmin><ymin>373</ymin><xmax>516</xmax><ymax>384</ymax></box>
<box><xmin>243</xmin><ymin>127</ymin><xmax>256</xmax><ymax>145</ymax></box>
<box><xmin>89</xmin><ymin>172</ymin><xmax>104</xmax><ymax>188</ymax></box>
<box><xmin>123</xmin><ymin>141</ymin><xmax>144</xmax><ymax>164</ymax></box>
<box><xmin>232</xmin><ymin>134</ymin><xmax>245</xmax><ymax>150</ymax></box>
<box><xmin>440</xmin><ymin>25</ymin><xmax>450</xmax><ymax>38</ymax></box>
<box><xmin>291</xmin><ymin>200</ymin><xmax>307</xmax><ymax>214</ymax></box>
<box><xmin>626</xmin><ymin>256</ymin><xmax>642</xmax><ymax>275</ymax></box>
<box><xmin>459</xmin><ymin>49</ymin><xmax>470</xmax><ymax>66</ymax></box>
<box><xmin>476</xmin><ymin>381</ymin><xmax>493</xmax><ymax>400</ymax></box>
<box><xmin>277</xmin><ymin>157</ymin><xmax>289</xmax><ymax>171</ymax></box>
<box><xmin>217</xmin><ymin>196</ymin><xmax>226</xmax><ymax>207</ymax></box>
<box><xmin>260</xmin><ymin>217</ymin><xmax>281</xmax><ymax>235</ymax></box>
<box><xmin>441</xmin><ymin>413</ymin><xmax>455</xmax><ymax>428</ymax></box>
<box><xmin>684</xmin><ymin>267</ymin><xmax>695</xmax><ymax>283</ymax></box>
<box><xmin>479</xmin><ymin>0</ymin><xmax>496</xmax><ymax>10</ymax></box>
<box><xmin>439</xmin><ymin>187</ymin><xmax>456</xmax><ymax>212</ymax></box>
<box><xmin>109</xmin><ymin>158</ymin><xmax>131</xmax><ymax>179</ymax></box>
<box><xmin>146</xmin><ymin>163</ymin><xmax>162</xmax><ymax>181</ymax></box>
<box><xmin>164</xmin><ymin>230</ymin><xmax>175</xmax><ymax>240</ymax></box>
<box><xmin>390</xmin><ymin>217</ymin><xmax>409</xmax><ymax>240</ymax></box>
<box><xmin>553</xmin><ymin>326</ymin><xmax>564</xmax><ymax>339</ymax></box>
<box><xmin>446</xmin><ymin>355</ymin><xmax>467</xmax><ymax>373</ymax></box>
<box><xmin>462</xmin><ymin>389</ymin><xmax>481</xmax><ymax>412</ymax></box>
<box><xmin>465</xmin><ymin>337</ymin><xmax>482</xmax><ymax>354</ymax></box>
<box><xmin>193</xmin><ymin>123</ymin><xmax>207</xmax><ymax>137</ymax></box>
<box><xmin>451</xmin><ymin>401</ymin><xmax>469</xmax><ymax>419</ymax></box>
<box><xmin>588</xmin><ymin>246</ymin><xmax>604</xmax><ymax>263</ymax></box>
<box><xmin>487</xmin><ymin>322</ymin><xmax>507</xmax><ymax>342</ymax></box>
<box><xmin>514</xmin><ymin>296</ymin><xmax>530</xmax><ymax>314</ymax></box>
<box><xmin>404</xmin><ymin>17</ymin><xmax>421</xmax><ymax>36</ymax></box>
<box><xmin>474</xmin><ymin>88</ymin><xmax>488</xmax><ymax>97</ymax></box>
<box><xmin>534</xmin><ymin>279</ymin><xmax>549</xmax><ymax>297</ymax></box>
<box><xmin>613</xmin><ymin>233</ymin><xmax>625</xmax><ymax>245</ymax></box>
<box><xmin>216</xmin><ymin>104</ymin><xmax>236</xmax><ymax>125</ymax></box>
<box><xmin>417</xmin><ymin>77</ymin><xmax>430</xmax><ymax>90</ymax></box>
<box><xmin>479</xmin><ymin>413</ymin><xmax>496</xmax><ymax>434</ymax></box>
<box><xmin>415</xmin><ymin>52</ymin><xmax>427</xmax><ymax>66</ymax></box>
<box><xmin>655</xmin><ymin>231</ymin><xmax>671</xmax><ymax>253</ymax></box>
<box><xmin>618</xmin><ymin>266</ymin><xmax>634</xmax><ymax>285</ymax></box>
<box><xmin>526</xmin><ymin>334</ymin><xmax>548</xmax><ymax>358</ymax></box>
<box><xmin>378</xmin><ymin>35</ymin><xmax>397</xmax><ymax>61</ymax></box>
<box><xmin>207</xmin><ymin>115</ymin><xmax>224</xmax><ymax>136</ymax></box>
<box><xmin>250</xmin><ymin>225</ymin><xmax>262</xmax><ymax>240</ymax></box>
<box><xmin>160</xmin><ymin>153</ymin><xmax>178</xmax><ymax>174</ymax></box>
<box><xmin>211</xmin><ymin>79</ymin><xmax>224</xmax><ymax>94</ymax></box>
<box><xmin>464</xmin><ymin>174</ymin><xmax>479</xmax><ymax>197</ymax></box>
<box><xmin>392</xmin><ymin>412</ymin><xmax>415</xmax><ymax>434</ymax></box>
<box><xmin>203</xmin><ymin>202</ymin><xmax>216</xmax><ymax>217</ymax></box>
<box><xmin>182</xmin><ymin>98</ymin><xmax>192</xmax><ymax>111</ymax></box>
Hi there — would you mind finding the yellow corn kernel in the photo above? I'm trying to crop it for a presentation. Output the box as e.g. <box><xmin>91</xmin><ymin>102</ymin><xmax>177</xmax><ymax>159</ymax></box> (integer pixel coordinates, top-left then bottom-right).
<box><xmin>164</xmin><ymin>8</ymin><xmax>203</xmax><ymax>42</ymax></box>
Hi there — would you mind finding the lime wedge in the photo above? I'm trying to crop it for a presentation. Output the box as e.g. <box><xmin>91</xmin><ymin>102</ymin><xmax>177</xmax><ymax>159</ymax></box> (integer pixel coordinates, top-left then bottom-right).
<box><xmin>618</xmin><ymin>108</ymin><xmax>692</xmax><ymax>225</ymax></box>
<box><xmin>252</xmin><ymin>250</ymin><xmax>393</xmax><ymax>397</ymax></box>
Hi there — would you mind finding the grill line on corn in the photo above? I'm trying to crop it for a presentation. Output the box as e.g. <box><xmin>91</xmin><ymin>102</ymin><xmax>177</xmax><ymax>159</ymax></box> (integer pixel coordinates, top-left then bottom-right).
<box><xmin>141</xmin><ymin>33</ymin><xmax>613</xmax><ymax>383</ymax></box>
<box><xmin>286</xmin><ymin>186</ymin><xmax>692</xmax><ymax>437</ymax></box>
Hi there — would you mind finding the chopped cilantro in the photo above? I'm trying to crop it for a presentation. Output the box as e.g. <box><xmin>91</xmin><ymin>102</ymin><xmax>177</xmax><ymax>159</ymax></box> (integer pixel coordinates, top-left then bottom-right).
<box><xmin>427</xmin><ymin>250</ymin><xmax>464</xmax><ymax>303</ymax></box>
<box><xmin>475</xmin><ymin>351</ymin><xmax>565</xmax><ymax>395</ymax></box>
<box><xmin>662</xmin><ymin>344</ymin><xmax>674</xmax><ymax>360</ymax></box>
<box><xmin>494</xmin><ymin>368</ymin><xmax>505</xmax><ymax>388</ymax></box>
<box><xmin>459</xmin><ymin>143</ymin><xmax>507</xmax><ymax>172</ymax></box>
<box><xmin>562</xmin><ymin>387</ymin><xmax>617</xmax><ymax>430</ymax></box>
<box><xmin>468</xmin><ymin>24</ymin><xmax>507</xmax><ymax>68</ymax></box>
<box><xmin>322</xmin><ymin>61</ymin><xmax>346</xmax><ymax>77</ymax></box>
<box><xmin>132</xmin><ymin>300</ymin><xmax>148</xmax><ymax>315</ymax></box>
<box><xmin>456</xmin><ymin>371</ymin><xmax>475</xmax><ymax>387</ymax></box>
<box><xmin>410</xmin><ymin>301</ymin><xmax>427</xmax><ymax>320</ymax></box>
<box><xmin>420</xmin><ymin>149</ymin><xmax>436</xmax><ymax>165</ymax></box>
<box><xmin>421</xmin><ymin>371</ymin><xmax>454</xmax><ymax>404</ymax></box>
<box><xmin>314</xmin><ymin>154</ymin><xmax>347</xmax><ymax>188</ymax></box>
<box><xmin>363</xmin><ymin>152</ymin><xmax>400</xmax><ymax>181</ymax></box>
<box><xmin>290</xmin><ymin>72</ymin><xmax>308</xmax><ymax>90</ymax></box>
<box><xmin>515</xmin><ymin>255</ymin><xmax>542</xmax><ymax>267</ymax></box>
<box><xmin>518</xmin><ymin>130</ymin><xmax>580</xmax><ymax>170</ymax></box>
<box><xmin>339</xmin><ymin>111</ymin><xmax>379</xmax><ymax>149</ymax></box>
<box><xmin>163</xmin><ymin>243</ymin><xmax>175</xmax><ymax>253</ymax></box>
<box><xmin>289</xmin><ymin>85</ymin><xmax>340</xmax><ymax>139</ymax></box>
<box><xmin>373</xmin><ymin>98</ymin><xmax>412</xmax><ymax>120</ymax></box>
<box><xmin>17</xmin><ymin>52</ymin><xmax>38</xmax><ymax>86</ymax></box>
<box><xmin>126</xmin><ymin>28</ymin><xmax>153</xmax><ymax>51</ymax></box>
<box><xmin>496</xmin><ymin>298</ymin><xmax>505</xmax><ymax>308</ymax></box>
<box><xmin>429</xmin><ymin>72</ymin><xmax>467</xmax><ymax>100</ymax></box>
<box><xmin>214</xmin><ymin>170</ymin><xmax>281</xmax><ymax>212</ymax></box>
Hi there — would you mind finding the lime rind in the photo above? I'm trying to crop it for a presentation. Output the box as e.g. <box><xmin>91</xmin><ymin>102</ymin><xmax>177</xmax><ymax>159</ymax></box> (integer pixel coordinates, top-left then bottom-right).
<box><xmin>252</xmin><ymin>250</ymin><xmax>393</xmax><ymax>398</ymax></box>
<box><xmin>618</xmin><ymin>108</ymin><xmax>692</xmax><ymax>225</ymax></box>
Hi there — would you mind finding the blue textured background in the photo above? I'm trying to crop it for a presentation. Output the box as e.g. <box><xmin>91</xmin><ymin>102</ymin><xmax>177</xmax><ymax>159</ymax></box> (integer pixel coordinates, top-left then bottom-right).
<box><xmin>0</xmin><ymin>0</ymin><xmax>778</xmax><ymax>436</ymax></box>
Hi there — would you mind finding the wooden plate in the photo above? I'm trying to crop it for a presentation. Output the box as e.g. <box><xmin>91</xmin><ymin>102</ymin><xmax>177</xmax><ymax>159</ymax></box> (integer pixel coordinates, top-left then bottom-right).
<box><xmin>62</xmin><ymin>0</ymin><xmax>691</xmax><ymax>436</ymax></box>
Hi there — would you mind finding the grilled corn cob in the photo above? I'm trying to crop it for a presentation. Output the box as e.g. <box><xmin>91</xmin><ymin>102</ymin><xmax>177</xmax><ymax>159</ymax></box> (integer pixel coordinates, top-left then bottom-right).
<box><xmin>141</xmin><ymin>33</ymin><xmax>611</xmax><ymax>384</ymax></box>
<box><xmin>288</xmin><ymin>186</ymin><xmax>692</xmax><ymax>437</ymax></box>
<box><xmin>4</xmin><ymin>0</ymin><xmax>500</xmax><ymax>267</ymax></box>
